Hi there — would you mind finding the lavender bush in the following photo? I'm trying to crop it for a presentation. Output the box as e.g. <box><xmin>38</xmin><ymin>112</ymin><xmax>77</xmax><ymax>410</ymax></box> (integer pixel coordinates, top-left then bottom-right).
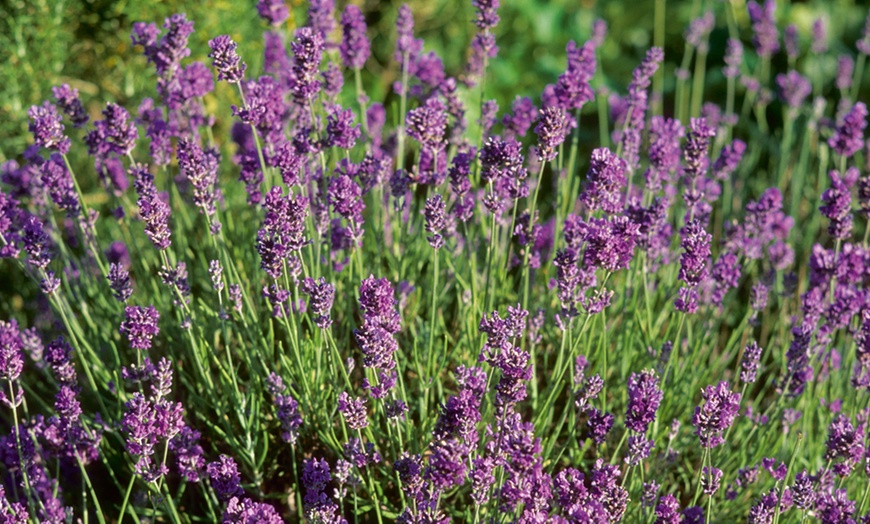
<box><xmin>2</xmin><ymin>1</ymin><xmax>870</xmax><ymax>522</ymax></box>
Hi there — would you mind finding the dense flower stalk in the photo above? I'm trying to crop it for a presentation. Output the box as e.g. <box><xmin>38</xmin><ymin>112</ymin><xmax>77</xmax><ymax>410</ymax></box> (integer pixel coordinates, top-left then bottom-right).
<box><xmin>208</xmin><ymin>35</ymin><xmax>247</xmax><ymax>84</ymax></box>
<box><xmin>692</xmin><ymin>381</ymin><xmax>741</xmax><ymax>448</ymax></box>
<box><xmin>340</xmin><ymin>5</ymin><xmax>370</xmax><ymax>69</ymax></box>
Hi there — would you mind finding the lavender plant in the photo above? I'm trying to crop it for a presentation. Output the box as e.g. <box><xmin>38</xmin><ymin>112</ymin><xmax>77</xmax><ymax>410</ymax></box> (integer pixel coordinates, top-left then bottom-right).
<box><xmin>2</xmin><ymin>1</ymin><xmax>870</xmax><ymax>523</ymax></box>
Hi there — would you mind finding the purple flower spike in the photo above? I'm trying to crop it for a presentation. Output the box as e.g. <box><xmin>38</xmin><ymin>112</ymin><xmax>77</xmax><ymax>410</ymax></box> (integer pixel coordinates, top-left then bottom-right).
<box><xmin>291</xmin><ymin>27</ymin><xmax>325</xmax><ymax>104</ymax></box>
<box><xmin>820</xmin><ymin>168</ymin><xmax>857</xmax><ymax>241</ymax></box>
<box><xmin>325</xmin><ymin>105</ymin><xmax>361</xmax><ymax>149</ymax></box>
<box><xmin>121</xmin><ymin>305</ymin><xmax>160</xmax><ymax>351</ymax></box>
<box><xmin>0</xmin><ymin>320</ymin><xmax>25</xmax><ymax>384</ymax></box>
<box><xmin>502</xmin><ymin>96</ymin><xmax>537</xmax><ymax>139</ymax></box>
<box><xmin>207</xmin><ymin>455</ymin><xmax>244</xmax><ymax>501</ymax></box>
<box><xmin>423</xmin><ymin>193</ymin><xmax>447</xmax><ymax>249</ymax></box>
<box><xmin>776</xmin><ymin>71</ymin><xmax>811</xmax><ymax>110</ymax></box>
<box><xmin>748</xmin><ymin>0</ymin><xmax>779</xmax><ymax>58</ymax></box>
<box><xmin>741</xmin><ymin>341</ymin><xmax>763</xmax><ymax>384</ymax></box>
<box><xmin>625</xmin><ymin>369</ymin><xmax>663</xmax><ymax>434</ymax></box>
<box><xmin>52</xmin><ymin>84</ymin><xmax>89</xmax><ymax>128</ymax></box>
<box><xmin>581</xmin><ymin>147</ymin><xmax>627</xmax><ymax>214</ymax></box>
<box><xmin>406</xmin><ymin>98</ymin><xmax>448</xmax><ymax>152</ymax></box>
<box><xmin>41</xmin><ymin>154</ymin><xmax>80</xmax><ymax>217</ymax></box>
<box><xmin>692</xmin><ymin>381</ymin><xmax>741</xmax><ymax>448</ymax></box>
<box><xmin>258</xmin><ymin>0</ymin><xmax>289</xmax><ymax>27</ymax></box>
<box><xmin>724</xmin><ymin>39</ymin><xmax>743</xmax><ymax>78</ymax></box>
<box><xmin>340</xmin><ymin>5</ymin><xmax>370</xmax><ymax>69</ymax></box>
<box><xmin>208</xmin><ymin>35</ymin><xmax>247</xmax><ymax>84</ymax></box>
<box><xmin>108</xmin><ymin>263</ymin><xmax>133</xmax><ymax>302</ymax></box>
<box><xmin>139</xmin><ymin>191</ymin><xmax>172</xmax><ymax>251</ymax></box>
<box><xmin>534</xmin><ymin>106</ymin><xmax>569</xmax><ymax>162</ymax></box>
<box><xmin>28</xmin><ymin>101</ymin><xmax>71</xmax><ymax>154</ymax></box>
<box><xmin>829</xmin><ymin>102</ymin><xmax>867</xmax><ymax>158</ymax></box>
<box><xmin>338</xmin><ymin>391</ymin><xmax>368</xmax><ymax>430</ymax></box>
<box><xmin>555</xmin><ymin>40</ymin><xmax>596</xmax><ymax>111</ymax></box>
<box><xmin>301</xmin><ymin>277</ymin><xmax>335</xmax><ymax>329</ymax></box>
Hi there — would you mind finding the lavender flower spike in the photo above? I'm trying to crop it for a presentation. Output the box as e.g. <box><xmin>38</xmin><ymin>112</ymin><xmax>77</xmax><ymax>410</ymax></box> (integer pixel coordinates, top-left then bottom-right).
<box><xmin>692</xmin><ymin>381</ymin><xmax>741</xmax><ymax>448</ymax></box>
<box><xmin>28</xmin><ymin>101</ymin><xmax>71</xmax><ymax>154</ymax></box>
<box><xmin>423</xmin><ymin>193</ymin><xmax>447</xmax><ymax>249</ymax></box>
<box><xmin>829</xmin><ymin>102</ymin><xmax>867</xmax><ymax>158</ymax></box>
<box><xmin>340</xmin><ymin>5</ymin><xmax>370</xmax><ymax>70</ymax></box>
<box><xmin>534</xmin><ymin>106</ymin><xmax>569</xmax><ymax>162</ymax></box>
<box><xmin>121</xmin><ymin>305</ymin><xmax>160</xmax><ymax>351</ymax></box>
<box><xmin>208</xmin><ymin>35</ymin><xmax>247</xmax><ymax>84</ymax></box>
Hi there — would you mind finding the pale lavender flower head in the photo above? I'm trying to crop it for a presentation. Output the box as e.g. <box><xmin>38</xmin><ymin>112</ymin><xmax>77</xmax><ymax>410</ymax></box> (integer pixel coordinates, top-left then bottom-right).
<box><xmin>581</xmin><ymin>147</ymin><xmax>627</xmax><ymax>214</ymax></box>
<box><xmin>678</xmin><ymin>219</ymin><xmax>711</xmax><ymax>287</ymax></box>
<box><xmin>29</xmin><ymin>101</ymin><xmax>70</xmax><ymax>154</ymax></box>
<box><xmin>625</xmin><ymin>436</ymin><xmax>654</xmax><ymax>466</ymax></box>
<box><xmin>777</xmin><ymin>71</ymin><xmax>811</xmax><ymax>110</ymax></box>
<box><xmin>41</xmin><ymin>154</ymin><xmax>80</xmax><ymax>217</ymax></box>
<box><xmin>724</xmin><ymin>38</ymin><xmax>743</xmax><ymax>78</ymax></box>
<box><xmin>692</xmin><ymin>381</ymin><xmax>741</xmax><ymax>448</ymax></box>
<box><xmin>686</xmin><ymin>12</ymin><xmax>715</xmax><ymax>50</ymax></box>
<box><xmin>836</xmin><ymin>55</ymin><xmax>855</xmax><ymax>91</ymax></box>
<box><xmin>340</xmin><ymin>5</ymin><xmax>370</xmax><ymax>69</ymax></box>
<box><xmin>0</xmin><ymin>320</ymin><xmax>24</xmax><ymax>383</ymax></box>
<box><xmin>829</xmin><ymin>102</ymin><xmax>867</xmax><ymax>158</ymax></box>
<box><xmin>307</xmin><ymin>0</ymin><xmax>336</xmax><ymax>43</ymax></box>
<box><xmin>859</xmin><ymin>12</ymin><xmax>870</xmax><ymax>55</ymax></box>
<box><xmin>748</xmin><ymin>0</ymin><xmax>780</xmax><ymax>58</ymax></box>
<box><xmin>90</xmin><ymin>102</ymin><xmax>138</xmax><ymax>157</ymax></box>
<box><xmin>108</xmin><ymin>263</ymin><xmax>133</xmax><ymax>302</ymax></box>
<box><xmin>327</xmin><ymin>173</ymin><xmax>364</xmax><ymax>223</ymax></box>
<box><xmin>258</xmin><ymin>0</ymin><xmax>289</xmax><ymax>27</ymax></box>
<box><xmin>121</xmin><ymin>305</ymin><xmax>160</xmax><ymax>351</ymax></box>
<box><xmin>819</xmin><ymin>168</ymin><xmax>857</xmax><ymax>241</ymax></box>
<box><xmin>337</xmin><ymin>391</ymin><xmax>368</xmax><ymax>430</ymax></box>
<box><xmin>502</xmin><ymin>96</ymin><xmax>537</xmax><ymax>139</ymax></box>
<box><xmin>712</xmin><ymin>139</ymin><xmax>746</xmax><ymax>180</ymax></box>
<box><xmin>207</xmin><ymin>35</ymin><xmax>246</xmax><ymax>83</ymax></box>
<box><xmin>741</xmin><ymin>341</ymin><xmax>763</xmax><ymax>383</ymax></box>
<box><xmin>301</xmin><ymin>277</ymin><xmax>335</xmax><ymax>329</ymax></box>
<box><xmin>625</xmin><ymin>369</ymin><xmax>663</xmax><ymax>433</ymax></box>
<box><xmin>555</xmin><ymin>40</ymin><xmax>596</xmax><ymax>111</ymax></box>
<box><xmin>534</xmin><ymin>106</ymin><xmax>569</xmax><ymax>162</ymax></box>
<box><xmin>812</xmin><ymin>18</ymin><xmax>828</xmax><ymax>54</ymax></box>
<box><xmin>395</xmin><ymin>4</ymin><xmax>423</xmax><ymax>64</ymax></box>
<box><xmin>52</xmin><ymin>84</ymin><xmax>89</xmax><ymax>128</ymax></box>
<box><xmin>177</xmin><ymin>139</ymin><xmax>219</xmax><ymax>216</ymax></box>
<box><xmin>784</xmin><ymin>24</ymin><xmax>799</xmax><ymax>60</ymax></box>
<box><xmin>291</xmin><ymin>27</ymin><xmax>325</xmax><ymax>103</ymax></box>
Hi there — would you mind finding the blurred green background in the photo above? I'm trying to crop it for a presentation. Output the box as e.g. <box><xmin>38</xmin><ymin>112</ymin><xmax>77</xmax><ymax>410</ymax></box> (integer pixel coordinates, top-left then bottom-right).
<box><xmin>2</xmin><ymin>0</ymin><xmax>870</xmax><ymax>162</ymax></box>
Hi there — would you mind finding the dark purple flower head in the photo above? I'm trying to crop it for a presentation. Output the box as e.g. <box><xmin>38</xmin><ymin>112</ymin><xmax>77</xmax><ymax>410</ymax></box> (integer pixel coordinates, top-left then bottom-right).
<box><xmin>121</xmin><ymin>305</ymin><xmax>160</xmax><ymax>351</ymax></box>
<box><xmin>108</xmin><ymin>263</ymin><xmax>133</xmax><ymax>302</ymax></box>
<box><xmin>28</xmin><ymin>101</ymin><xmax>70</xmax><ymax>154</ymax></box>
<box><xmin>581</xmin><ymin>216</ymin><xmax>639</xmax><ymax>272</ymax></box>
<box><xmin>207</xmin><ymin>455</ymin><xmax>244</xmax><ymax>501</ymax></box>
<box><xmin>423</xmin><ymin>193</ymin><xmax>447</xmax><ymax>249</ymax></box>
<box><xmin>258</xmin><ymin>0</ymin><xmax>289</xmax><ymax>26</ymax></box>
<box><xmin>325</xmin><ymin>105</ymin><xmax>361</xmax><ymax>149</ymax></box>
<box><xmin>741</xmin><ymin>341</ymin><xmax>763</xmax><ymax>383</ymax></box>
<box><xmin>829</xmin><ymin>102</ymin><xmax>867</xmax><ymax>158</ymax></box>
<box><xmin>301</xmin><ymin>277</ymin><xmax>335</xmax><ymax>329</ymax></box>
<box><xmin>683</xmin><ymin>117</ymin><xmax>716</xmax><ymax>183</ymax></box>
<box><xmin>257</xmin><ymin>186</ymin><xmax>310</xmax><ymax>279</ymax></box>
<box><xmin>534</xmin><ymin>106</ymin><xmax>569</xmax><ymax>162</ymax></box>
<box><xmin>340</xmin><ymin>5</ymin><xmax>370</xmax><ymax>69</ymax></box>
<box><xmin>791</xmin><ymin>470</ymin><xmax>815</xmax><ymax>509</ymax></box>
<box><xmin>655</xmin><ymin>493</ymin><xmax>681</xmax><ymax>524</ymax></box>
<box><xmin>426</xmin><ymin>438</ymin><xmax>467</xmax><ymax>490</ymax></box>
<box><xmin>407</xmin><ymin>98</ymin><xmax>448</xmax><ymax>152</ymax></box>
<box><xmin>816</xmin><ymin>489</ymin><xmax>856</xmax><ymax>524</ymax></box>
<box><xmin>223</xmin><ymin>497</ymin><xmax>283</xmax><ymax>523</ymax></box>
<box><xmin>625</xmin><ymin>369</ymin><xmax>663</xmax><ymax>433</ymax></box>
<box><xmin>22</xmin><ymin>215</ymin><xmax>52</xmax><ymax>270</ymax></box>
<box><xmin>692</xmin><ymin>381</ymin><xmax>741</xmax><ymax>448</ymax></box>
<box><xmin>748</xmin><ymin>0</ymin><xmax>780</xmax><ymax>58</ymax></box>
<box><xmin>820</xmin><ymin>168</ymin><xmax>857</xmax><ymax>241</ymax></box>
<box><xmin>825</xmin><ymin>414</ymin><xmax>865</xmax><ymax>477</ymax></box>
<box><xmin>777</xmin><ymin>71</ymin><xmax>812</xmax><ymax>110</ymax></box>
<box><xmin>132</xmin><ymin>14</ymin><xmax>193</xmax><ymax>79</ymax></box>
<box><xmin>170</xmin><ymin>426</ymin><xmax>205</xmax><ymax>482</ymax></box>
<box><xmin>88</xmin><ymin>103</ymin><xmax>138</xmax><ymax>157</ymax></box>
<box><xmin>52</xmin><ymin>84</ymin><xmax>89</xmax><ymax>128</ymax></box>
<box><xmin>702</xmin><ymin>467</ymin><xmax>723</xmax><ymax>496</ymax></box>
<box><xmin>678</xmin><ymin>219</ymin><xmax>711</xmax><ymax>287</ymax></box>
<box><xmin>358</xmin><ymin>275</ymin><xmax>401</xmax><ymax>334</ymax></box>
<box><xmin>327</xmin><ymin>173</ymin><xmax>364</xmax><ymax>223</ymax></box>
<box><xmin>291</xmin><ymin>27</ymin><xmax>325</xmax><ymax>103</ymax></box>
<box><xmin>581</xmin><ymin>147</ymin><xmax>627</xmax><ymax>214</ymax></box>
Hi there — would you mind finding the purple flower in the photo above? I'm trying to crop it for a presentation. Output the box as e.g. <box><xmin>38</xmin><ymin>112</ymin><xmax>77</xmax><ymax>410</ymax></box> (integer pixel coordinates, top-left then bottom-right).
<box><xmin>325</xmin><ymin>105</ymin><xmax>361</xmax><ymax>149</ymax></box>
<box><xmin>22</xmin><ymin>215</ymin><xmax>52</xmax><ymax>270</ymax></box>
<box><xmin>820</xmin><ymin>168</ymin><xmax>857</xmax><ymax>241</ymax></box>
<box><xmin>748</xmin><ymin>0</ymin><xmax>780</xmax><ymax>58</ymax></box>
<box><xmin>816</xmin><ymin>489</ymin><xmax>856</xmax><ymax>524</ymax></box>
<box><xmin>825</xmin><ymin>414</ymin><xmax>865</xmax><ymax>477</ymax></box>
<box><xmin>28</xmin><ymin>101</ymin><xmax>70</xmax><ymax>154</ymax></box>
<box><xmin>692</xmin><ymin>381</ymin><xmax>741</xmax><ymax>448</ymax></box>
<box><xmin>724</xmin><ymin>38</ymin><xmax>743</xmax><ymax>78</ymax></box>
<box><xmin>784</xmin><ymin>24</ymin><xmax>800</xmax><ymax>60</ymax></box>
<box><xmin>777</xmin><ymin>71</ymin><xmax>812</xmax><ymax>110</ymax></box>
<box><xmin>859</xmin><ymin>12</ymin><xmax>870</xmax><ymax>55</ymax></box>
<box><xmin>655</xmin><ymin>493</ymin><xmax>681</xmax><ymax>523</ymax></box>
<box><xmin>138</xmin><ymin>189</ymin><xmax>172</xmax><ymax>251</ymax></box>
<box><xmin>682</xmin><ymin>118</ymin><xmax>716</xmax><ymax>214</ymax></box>
<box><xmin>41</xmin><ymin>154</ymin><xmax>80</xmax><ymax>217</ymax></box>
<box><xmin>307</xmin><ymin>0</ymin><xmax>336</xmax><ymax>42</ymax></box>
<box><xmin>502</xmin><ymin>96</ymin><xmax>537</xmax><ymax>139</ymax></box>
<box><xmin>266</xmin><ymin>373</ymin><xmax>304</xmax><ymax>444</ymax></box>
<box><xmin>741</xmin><ymin>341</ymin><xmax>763</xmax><ymax>384</ymax></box>
<box><xmin>177</xmin><ymin>139</ymin><xmax>219</xmax><ymax>216</ymax></box>
<box><xmin>712</xmin><ymin>139</ymin><xmax>746</xmax><ymax>180</ymax></box>
<box><xmin>580</xmin><ymin>147</ymin><xmax>627</xmax><ymax>214</ymax></box>
<box><xmin>337</xmin><ymin>391</ymin><xmax>368</xmax><ymax>430</ymax></box>
<box><xmin>581</xmin><ymin>215</ymin><xmax>639</xmax><ymax>272</ymax></box>
<box><xmin>586</xmin><ymin>408</ymin><xmax>614</xmax><ymax>444</ymax></box>
<box><xmin>170</xmin><ymin>426</ymin><xmax>205</xmax><ymax>482</ymax></box>
<box><xmin>625</xmin><ymin>436</ymin><xmax>654</xmax><ymax>466</ymax></box>
<box><xmin>257</xmin><ymin>186</ymin><xmax>310</xmax><ymax>279</ymax></box>
<box><xmin>748</xmin><ymin>489</ymin><xmax>778</xmax><ymax>524</ymax></box>
<box><xmin>340</xmin><ymin>5</ymin><xmax>370</xmax><ymax>69</ymax></box>
<box><xmin>291</xmin><ymin>28</ymin><xmax>325</xmax><ymax>104</ymax></box>
<box><xmin>52</xmin><ymin>84</ymin><xmax>89</xmax><ymax>128</ymax></box>
<box><xmin>0</xmin><ymin>320</ymin><xmax>24</xmax><ymax>384</ymax></box>
<box><xmin>327</xmin><ymin>173</ymin><xmax>364</xmax><ymax>223</ymax></box>
<box><xmin>702</xmin><ymin>466</ymin><xmax>723</xmax><ymax>495</ymax></box>
<box><xmin>223</xmin><ymin>497</ymin><xmax>283</xmax><ymax>523</ymax></box>
<box><xmin>406</xmin><ymin>98</ymin><xmax>448</xmax><ymax>152</ymax></box>
<box><xmin>686</xmin><ymin>12</ymin><xmax>714</xmax><ymax>49</ymax></box>
<box><xmin>208</xmin><ymin>35</ymin><xmax>246</xmax><ymax>84</ymax></box>
<box><xmin>534</xmin><ymin>106</ymin><xmax>569</xmax><ymax>162</ymax></box>
<box><xmin>836</xmin><ymin>56</ymin><xmax>855</xmax><ymax>91</ymax></box>
<box><xmin>625</xmin><ymin>369</ymin><xmax>663</xmax><ymax>434</ymax></box>
<box><xmin>791</xmin><ymin>470</ymin><xmax>815</xmax><ymax>509</ymax></box>
<box><xmin>812</xmin><ymin>17</ymin><xmax>828</xmax><ymax>54</ymax></box>
<box><xmin>711</xmin><ymin>251</ymin><xmax>741</xmax><ymax>307</ymax></box>
<box><xmin>121</xmin><ymin>305</ymin><xmax>160</xmax><ymax>351</ymax></box>
<box><xmin>89</xmin><ymin>102</ymin><xmax>138</xmax><ymax>157</ymax></box>
<box><xmin>472</xmin><ymin>0</ymin><xmax>499</xmax><ymax>30</ymax></box>
<box><xmin>678</xmin><ymin>219</ymin><xmax>711</xmax><ymax>288</ymax></box>
<box><xmin>555</xmin><ymin>41</ymin><xmax>596</xmax><ymax>111</ymax></box>
<box><xmin>108</xmin><ymin>263</ymin><xmax>133</xmax><ymax>302</ymax></box>
<box><xmin>257</xmin><ymin>0</ymin><xmax>289</xmax><ymax>26</ymax></box>
<box><xmin>424</xmin><ymin>194</ymin><xmax>447</xmax><ymax>249</ymax></box>
<box><xmin>829</xmin><ymin>102</ymin><xmax>868</xmax><ymax>158</ymax></box>
<box><xmin>208</xmin><ymin>455</ymin><xmax>244</xmax><ymax>501</ymax></box>
<box><xmin>132</xmin><ymin>14</ymin><xmax>193</xmax><ymax>78</ymax></box>
<box><xmin>395</xmin><ymin>4</ymin><xmax>423</xmax><ymax>67</ymax></box>
<box><xmin>301</xmin><ymin>277</ymin><xmax>335</xmax><ymax>329</ymax></box>
<box><xmin>355</xmin><ymin>276</ymin><xmax>401</xmax><ymax>371</ymax></box>
<box><xmin>426</xmin><ymin>438</ymin><xmax>467</xmax><ymax>490</ymax></box>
